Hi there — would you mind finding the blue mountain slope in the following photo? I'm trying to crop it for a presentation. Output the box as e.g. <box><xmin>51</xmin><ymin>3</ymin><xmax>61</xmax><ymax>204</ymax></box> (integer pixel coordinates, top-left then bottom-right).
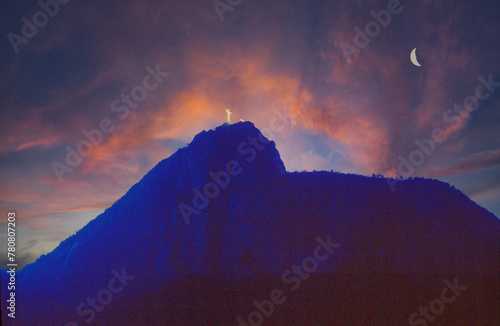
<box><xmin>1</xmin><ymin>122</ymin><xmax>498</xmax><ymax>326</ymax></box>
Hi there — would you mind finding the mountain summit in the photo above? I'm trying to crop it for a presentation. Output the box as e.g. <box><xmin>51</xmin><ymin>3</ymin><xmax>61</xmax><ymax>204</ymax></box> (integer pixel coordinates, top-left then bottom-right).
<box><xmin>2</xmin><ymin>122</ymin><xmax>499</xmax><ymax>325</ymax></box>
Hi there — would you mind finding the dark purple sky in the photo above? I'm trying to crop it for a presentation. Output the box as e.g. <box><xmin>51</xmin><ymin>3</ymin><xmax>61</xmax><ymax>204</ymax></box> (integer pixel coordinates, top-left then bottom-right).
<box><xmin>1</xmin><ymin>0</ymin><xmax>499</xmax><ymax>268</ymax></box>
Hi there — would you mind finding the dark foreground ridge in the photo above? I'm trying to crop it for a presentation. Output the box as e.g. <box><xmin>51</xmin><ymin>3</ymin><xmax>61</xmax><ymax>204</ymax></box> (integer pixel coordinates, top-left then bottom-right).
<box><xmin>1</xmin><ymin>122</ymin><xmax>499</xmax><ymax>325</ymax></box>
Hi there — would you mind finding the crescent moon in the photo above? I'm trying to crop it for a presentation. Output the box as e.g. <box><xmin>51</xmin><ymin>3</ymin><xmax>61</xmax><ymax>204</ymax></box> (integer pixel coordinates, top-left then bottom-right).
<box><xmin>410</xmin><ymin>48</ymin><xmax>422</xmax><ymax>67</ymax></box>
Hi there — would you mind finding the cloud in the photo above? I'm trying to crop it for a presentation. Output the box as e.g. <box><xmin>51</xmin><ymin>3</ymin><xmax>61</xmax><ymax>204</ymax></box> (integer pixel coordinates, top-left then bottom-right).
<box><xmin>428</xmin><ymin>148</ymin><xmax>500</xmax><ymax>177</ymax></box>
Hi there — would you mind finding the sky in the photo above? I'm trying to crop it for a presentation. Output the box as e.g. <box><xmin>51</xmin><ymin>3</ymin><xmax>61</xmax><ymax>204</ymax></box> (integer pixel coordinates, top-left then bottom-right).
<box><xmin>0</xmin><ymin>0</ymin><xmax>499</xmax><ymax>269</ymax></box>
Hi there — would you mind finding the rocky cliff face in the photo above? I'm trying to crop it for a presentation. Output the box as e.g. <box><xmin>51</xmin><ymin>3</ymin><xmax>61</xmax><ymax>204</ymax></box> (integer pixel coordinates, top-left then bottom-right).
<box><xmin>2</xmin><ymin>122</ymin><xmax>498</xmax><ymax>326</ymax></box>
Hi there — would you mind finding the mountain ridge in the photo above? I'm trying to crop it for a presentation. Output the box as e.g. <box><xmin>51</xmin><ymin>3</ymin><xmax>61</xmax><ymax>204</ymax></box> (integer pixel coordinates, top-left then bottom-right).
<box><xmin>1</xmin><ymin>121</ymin><xmax>498</xmax><ymax>325</ymax></box>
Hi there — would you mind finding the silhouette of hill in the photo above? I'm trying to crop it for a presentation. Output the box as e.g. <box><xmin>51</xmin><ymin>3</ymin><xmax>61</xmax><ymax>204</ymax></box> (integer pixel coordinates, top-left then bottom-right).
<box><xmin>1</xmin><ymin>122</ymin><xmax>498</xmax><ymax>325</ymax></box>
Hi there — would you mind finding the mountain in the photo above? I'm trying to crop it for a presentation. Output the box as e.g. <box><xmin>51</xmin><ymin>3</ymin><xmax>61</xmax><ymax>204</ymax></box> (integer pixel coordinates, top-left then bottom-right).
<box><xmin>1</xmin><ymin>121</ymin><xmax>499</xmax><ymax>326</ymax></box>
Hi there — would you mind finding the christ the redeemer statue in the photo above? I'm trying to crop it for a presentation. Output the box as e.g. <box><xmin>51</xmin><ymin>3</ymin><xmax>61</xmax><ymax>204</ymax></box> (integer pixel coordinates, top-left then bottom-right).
<box><xmin>225</xmin><ymin>108</ymin><xmax>232</xmax><ymax>124</ymax></box>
